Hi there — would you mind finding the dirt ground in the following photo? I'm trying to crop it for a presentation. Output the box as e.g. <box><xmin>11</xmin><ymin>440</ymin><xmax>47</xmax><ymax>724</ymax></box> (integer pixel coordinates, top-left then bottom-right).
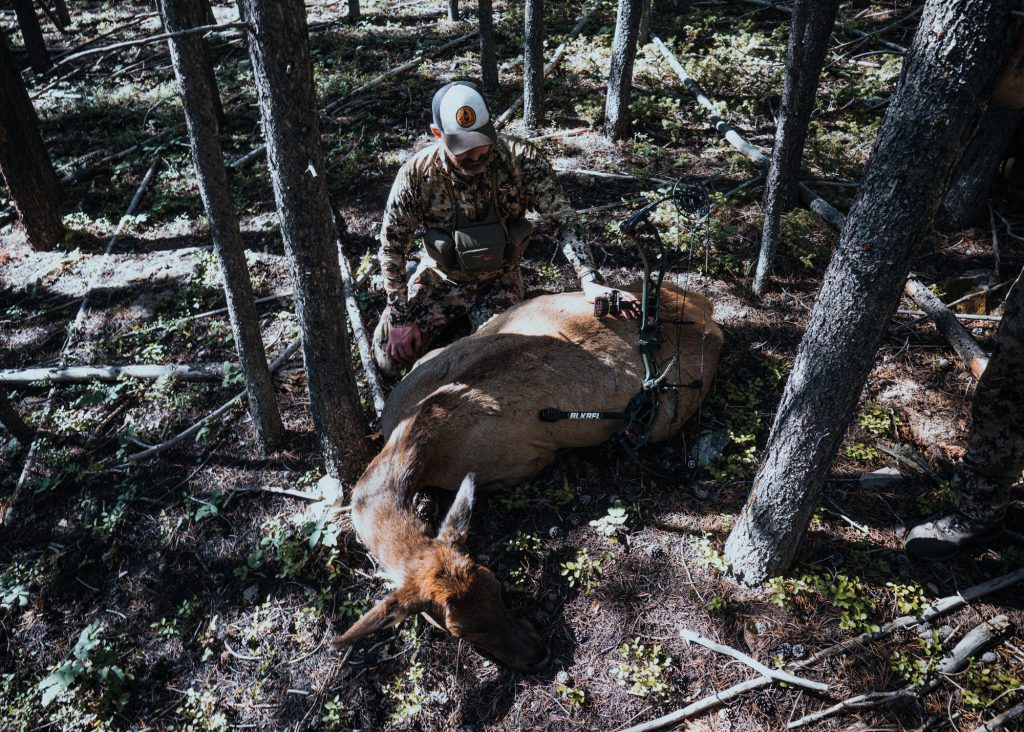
<box><xmin>1</xmin><ymin>1</ymin><xmax>1022</xmax><ymax>730</ymax></box>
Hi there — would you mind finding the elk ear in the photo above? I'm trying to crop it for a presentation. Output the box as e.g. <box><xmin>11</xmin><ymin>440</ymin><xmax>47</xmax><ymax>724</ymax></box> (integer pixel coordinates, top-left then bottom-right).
<box><xmin>437</xmin><ymin>473</ymin><xmax>475</xmax><ymax>545</ymax></box>
<box><xmin>332</xmin><ymin>592</ymin><xmax>412</xmax><ymax>649</ymax></box>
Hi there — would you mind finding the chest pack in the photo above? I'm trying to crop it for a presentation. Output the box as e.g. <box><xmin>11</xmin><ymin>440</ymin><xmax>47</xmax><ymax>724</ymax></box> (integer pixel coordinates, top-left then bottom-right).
<box><xmin>423</xmin><ymin>169</ymin><xmax>533</xmax><ymax>274</ymax></box>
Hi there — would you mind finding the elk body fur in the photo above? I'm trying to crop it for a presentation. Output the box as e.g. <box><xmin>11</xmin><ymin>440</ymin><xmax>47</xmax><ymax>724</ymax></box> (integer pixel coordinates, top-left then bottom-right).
<box><xmin>336</xmin><ymin>284</ymin><xmax>722</xmax><ymax>670</ymax></box>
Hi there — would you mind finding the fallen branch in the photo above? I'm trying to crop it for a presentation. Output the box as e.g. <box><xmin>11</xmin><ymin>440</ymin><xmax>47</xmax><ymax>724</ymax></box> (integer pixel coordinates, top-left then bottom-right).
<box><xmin>495</xmin><ymin>3</ymin><xmax>601</xmax><ymax>129</ymax></box>
<box><xmin>228</xmin><ymin>484</ymin><xmax>326</xmax><ymax>502</ymax></box>
<box><xmin>229</xmin><ymin>31</ymin><xmax>479</xmax><ymax>169</ymax></box>
<box><xmin>121</xmin><ymin>339</ymin><xmax>301</xmax><ymax>464</ymax></box>
<box><xmin>619</xmin><ymin>677</ymin><xmax>772</xmax><ymax>732</ymax></box>
<box><xmin>897</xmin><ymin>309</ymin><xmax>1003</xmax><ymax>323</ymax></box>
<box><xmin>793</xmin><ymin>565</ymin><xmax>1024</xmax><ymax>670</ymax></box>
<box><xmin>788</xmin><ymin>616</ymin><xmax>1013</xmax><ymax>728</ymax></box>
<box><xmin>5</xmin><ymin>160</ymin><xmax>160</xmax><ymax>525</ymax></box>
<box><xmin>680</xmin><ymin>628</ymin><xmax>828</xmax><ymax>691</ymax></box>
<box><xmin>905</xmin><ymin>277</ymin><xmax>989</xmax><ymax>378</ymax></box>
<box><xmin>554</xmin><ymin>165</ymin><xmax>675</xmax><ymax>186</ymax></box>
<box><xmin>975</xmin><ymin>701</ymin><xmax>1024</xmax><ymax>732</ymax></box>
<box><xmin>0</xmin><ymin>363</ymin><xmax>227</xmax><ymax>385</ymax></box>
<box><xmin>529</xmin><ymin>126</ymin><xmax>590</xmax><ymax>141</ymax></box>
<box><xmin>651</xmin><ymin>34</ymin><xmax>850</xmax><ymax>234</ymax></box>
<box><xmin>334</xmin><ymin>222</ymin><xmax>386</xmax><ymax>418</ymax></box>
<box><xmin>52</xmin><ymin>22</ymin><xmax>247</xmax><ymax>69</ymax></box>
<box><xmin>736</xmin><ymin>0</ymin><xmax>907</xmax><ymax>54</ymax></box>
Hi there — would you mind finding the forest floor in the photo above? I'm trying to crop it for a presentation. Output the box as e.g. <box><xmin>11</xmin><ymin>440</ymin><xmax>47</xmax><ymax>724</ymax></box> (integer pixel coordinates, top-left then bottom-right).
<box><xmin>1</xmin><ymin>0</ymin><xmax>1023</xmax><ymax>730</ymax></box>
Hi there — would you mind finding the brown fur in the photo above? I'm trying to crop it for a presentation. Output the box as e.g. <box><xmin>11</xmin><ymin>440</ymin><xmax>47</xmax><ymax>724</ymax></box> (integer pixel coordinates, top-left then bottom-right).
<box><xmin>335</xmin><ymin>286</ymin><xmax>722</xmax><ymax>671</ymax></box>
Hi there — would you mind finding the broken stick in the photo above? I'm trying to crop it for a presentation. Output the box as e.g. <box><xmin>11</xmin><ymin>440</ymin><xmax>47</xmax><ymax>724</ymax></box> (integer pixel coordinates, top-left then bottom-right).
<box><xmin>905</xmin><ymin>277</ymin><xmax>989</xmax><ymax>378</ymax></box>
<box><xmin>0</xmin><ymin>363</ymin><xmax>226</xmax><ymax>385</ymax></box>
<box><xmin>679</xmin><ymin>628</ymin><xmax>828</xmax><ymax>692</ymax></box>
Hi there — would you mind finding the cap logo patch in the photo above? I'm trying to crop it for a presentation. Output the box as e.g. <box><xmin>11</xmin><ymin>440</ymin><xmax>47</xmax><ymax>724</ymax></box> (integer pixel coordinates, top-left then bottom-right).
<box><xmin>456</xmin><ymin>105</ymin><xmax>477</xmax><ymax>128</ymax></box>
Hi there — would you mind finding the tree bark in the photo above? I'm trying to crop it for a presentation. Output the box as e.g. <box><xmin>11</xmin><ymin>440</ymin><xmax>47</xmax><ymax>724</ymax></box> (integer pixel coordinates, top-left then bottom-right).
<box><xmin>638</xmin><ymin>0</ymin><xmax>652</xmax><ymax>44</ymax></box>
<box><xmin>604</xmin><ymin>0</ymin><xmax>642</xmax><ymax>141</ymax></box>
<box><xmin>52</xmin><ymin>0</ymin><xmax>72</xmax><ymax>29</ymax></box>
<box><xmin>347</xmin><ymin>0</ymin><xmax>360</xmax><ymax>21</ymax></box>
<box><xmin>11</xmin><ymin>0</ymin><xmax>51</xmax><ymax>72</ymax></box>
<box><xmin>188</xmin><ymin>0</ymin><xmax>226</xmax><ymax>128</ymax></box>
<box><xmin>236</xmin><ymin>0</ymin><xmax>370</xmax><ymax>480</ymax></box>
<box><xmin>478</xmin><ymin>0</ymin><xmax>498</xmax><ymax>94</ymax></box>
<box><xmin>523</xmin><ymin>0</ymin><xmax>544</xmax><ymax>130</ymax></box>
<box><xmin>941</xmin><ymin>106</ymin><xmax>1023</xmax><ymax>228</ymax></box>
<box><xmin>723</xmin><ymin>0</ymin><xmax>1015</xmax><ymax>586</ymax></box>
<box><xmin>161</xmin><ymin>0</ymin><xmax>284</xmax><ymax>454</ymax></box>
<box><xmin>448</xmin><ymin>0</ymin><xmax>459</xmax><ymax>21</ymax></box>
<box><xmin>0</xmin><ymin>31</ymin><xmax>63</xmax><ymax>250</ymax></box>
<box><xmin>753</xmin><ymin>0</ymin><xmax>840</xmax><ymax>296</ymax></box>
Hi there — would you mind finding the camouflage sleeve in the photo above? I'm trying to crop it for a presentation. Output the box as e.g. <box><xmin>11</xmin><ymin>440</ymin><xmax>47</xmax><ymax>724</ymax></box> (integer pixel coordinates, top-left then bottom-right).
<box><xmin>516</xmin><ymin>142</ymin><xmax>600</xmax><ymax>284</ymax></box>
<box><xmin>378</xmin><ymin>162</ymin><xmax>424</xmax><ymax>325</ymax></box>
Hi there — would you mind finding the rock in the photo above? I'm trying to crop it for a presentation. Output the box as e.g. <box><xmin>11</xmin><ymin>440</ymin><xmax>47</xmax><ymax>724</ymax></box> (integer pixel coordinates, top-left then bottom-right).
<box><xmin>791</xmin><ymin>643</ymin><xmax>806</xmax><ymax>659</ymax></box>
<box><xmin>981</xmin><ymin>651</ymin><xmax>998</xmax><ymax>664</ymax></box>
<box><xmin>859</xmin><ymin>467</ymin><xmax>904</xmax><ymax>489</ymax></box>
<box><xmin>548</xmin><ymin>526</ymin><xmax>563</xmax><ymax>539</ymax></box>
<box><xmin>692</xmin><ymin>430</ymin><xmax>731</xmax><ymax>468</ymax></box>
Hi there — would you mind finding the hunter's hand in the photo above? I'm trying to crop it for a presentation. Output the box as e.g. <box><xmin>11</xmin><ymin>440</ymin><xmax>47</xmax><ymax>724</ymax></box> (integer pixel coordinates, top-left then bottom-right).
<box><xmin>386</xmin><ymin>323</ymin><xmax>423</xmax><ymax>362</ymax></box>
<box><xmin>582</xmin><ymin>281</ymin><xmax>640</xmax><ymax>320</ymax></box>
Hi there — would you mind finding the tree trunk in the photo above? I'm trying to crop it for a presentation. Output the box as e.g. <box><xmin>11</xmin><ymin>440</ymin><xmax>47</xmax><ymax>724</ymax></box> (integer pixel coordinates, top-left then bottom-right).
<box><xmin>638</xmin><ymin>0</ymin><xmax>652</xmax><ymax>44</ymax></box>
<box><xmin>236</xmin><ymin>0</ymin><xmax>370</xmax><ymax>481</ymax></box>
<box><xmin>0</xmin><ymin>32</ymin><xmax>63</xmax><ymax>251</ymax></box>
<box><xmin>753</xmin><ymin>0</ymin><xmax>840</xmax><ymax>296</ymax></box>
<box><xmin>52</xmin><ymin>0</ymin><xmax>72</xmax><ymax>29</ymax></box>
<box><xmin>189</xmin><ymin>0</ymin><xmax>226</xmax><ymax>129</ymax></box>
<box><xmin>348</xmin><ymin>0</ymin><xmax>360</xmax><ymax>21</ymax></box>
<box><xmin>523</xmin><ymin>0</ymin><xmax>544</xmax><ymax>130</ymax></box>
<box><xmin>604</xmin><ymin>0</ymin><xmax>642</xmax><ymax>141</ymax></box>
<box><xmin>478</xmin><ymin>0</ymin><xmax>498</xmax><ymax>94</ymax></box>
<box><xmin>11</xmin><ymin>0</ymin><xmax>51</xmax><ymax>72</ymax></box>
<box><xmin>448</xmin><ymin>0</ymin><xmax>459</xmax><ymax>21</ymax></box>
<box><xmin>723</xmin><ymin>0</ymin><xmax>1015</xmax><ymax>586</ymax></box>
<box><xmin>941</xmin><ymin>106</ymin><xmax>1022</xmax><ymax>228</ymax></box>
<box><xmin>161</xmin><ymin>0</ymin><xmax>284</xmax><ymax>454</ymax></box>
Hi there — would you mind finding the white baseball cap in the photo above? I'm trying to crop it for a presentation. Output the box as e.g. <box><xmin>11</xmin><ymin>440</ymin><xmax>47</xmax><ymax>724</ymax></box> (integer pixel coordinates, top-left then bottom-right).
<box><xmin>431</xmin><ymin>81</ymin><xmax>497</xmax><ymax>154</ymax></box>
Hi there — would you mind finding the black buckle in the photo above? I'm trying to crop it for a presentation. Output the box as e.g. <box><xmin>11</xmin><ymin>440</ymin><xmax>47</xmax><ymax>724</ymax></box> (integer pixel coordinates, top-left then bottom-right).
<box><xmin>594</xmin><ymin>290</ymin><xmax>623</xmax><ymax>319</ymax></box>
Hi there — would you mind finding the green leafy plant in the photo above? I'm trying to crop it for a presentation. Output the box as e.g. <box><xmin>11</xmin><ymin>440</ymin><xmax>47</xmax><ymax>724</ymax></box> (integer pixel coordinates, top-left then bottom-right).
<box><xmin>590</xmin><ymin>499</ymin><xmax>630</xmax><ymax>540</ymax></box>
<box><xmin>0</xmin><ymin>555</ymin><xmax>44</xmax><ymax>611</ymax></box>
<box><xmin>556</xmin><ymin>681</ymin><xmax>585</xmax><ymax>708</ymax></box>
<box><xmin>962</xmin><ymin>657</ymin><xmax>1023</xmax><ymax>709</ymax></box>
<box><xmin>857</xmin><ymin>401</ymin><xmax>899</xmax><ymax>437</ymax></box>
<box><xmin>384</xmin><ymin>660</ymin><xmax>427</xmax><ymax>725</ymax></box>
<box><xmin>845</xmin><ymin>440</ymin><xmax>879</xmax><ymax>461</ymax></box>
<box><xmin>706</xmin><ymin>595</ymin><xmax>728</xmax><ymax>612</ymax></box>
<box><xmin>690</xmin><ymin>535</ymin><xmax>731</xmax><ymax>573</ymax></box>
<box><xmin>169</xmin><ymin>686</ymin><xmax>229</xmax><ymax>732</ymax></box>
<box><xmin>886</xmin><ymin>581</ymin><xmax>927</xmax><ymax>616</ymax></box>
<box><xmin>504</xmin><ymin>531</ymin><xmax>544</xmax><ymax>555</ymax></box>
<box><xmin>610</xmin><ymin>638</ymin><xmax>673</xmax><ymax>698</ymax></box>
<box><xmin>890</xmin><ymin>631</ymin><xmax>943</xmax><ymax>686</ymax></box>
<box><xmin>767</xmin><ymin>572</ymin><xmax>878</xmax><ymax>632</ymax></box>
<box><xmin>322</xmin><ymin>695</ymin><xmax>349</xmax><ymax>730</ymax></box>
<box><xmin>39</xmin><ymin>621</ymin><xmax>133</xmax><ymax>711</ymax></box>
<box><xmin>560</xmin><ymin>549</ymin><xmax>607</xmax><ymax>595</ymax></box>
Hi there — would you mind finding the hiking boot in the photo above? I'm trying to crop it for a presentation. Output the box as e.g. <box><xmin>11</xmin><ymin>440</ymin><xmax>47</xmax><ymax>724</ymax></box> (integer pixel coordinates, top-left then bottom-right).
<box><xmin>904</xmin><ymin>512</ymin><xmax>1003</xmax><ymax>560</ymax></box>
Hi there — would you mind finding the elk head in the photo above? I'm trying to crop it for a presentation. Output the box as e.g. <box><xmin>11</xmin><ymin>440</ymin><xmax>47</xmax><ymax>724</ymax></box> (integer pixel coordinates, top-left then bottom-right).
<box><xmin>334</xmin><ymin>474</ymin><xmax>549</xmax><ymax>672</ymax></box>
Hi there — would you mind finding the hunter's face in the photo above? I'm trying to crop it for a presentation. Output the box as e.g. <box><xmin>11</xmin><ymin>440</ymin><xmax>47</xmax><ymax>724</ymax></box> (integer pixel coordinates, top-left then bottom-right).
<box><xmin>449</xmin><ymin>143</ymin><xmax>493</xmax><ymax>176</ymax></box>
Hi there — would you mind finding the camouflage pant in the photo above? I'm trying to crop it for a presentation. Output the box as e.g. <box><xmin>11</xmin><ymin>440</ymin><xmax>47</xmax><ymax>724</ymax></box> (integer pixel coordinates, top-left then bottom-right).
<box><xmin>953</xmin><ymin>266</ymin><xmax>1024</xmax><ymax>522</ymax></box>
<box><xmin>373</xmin><ymin>259</ymin><xmax>524</xmax><ymax>374</ymax></box>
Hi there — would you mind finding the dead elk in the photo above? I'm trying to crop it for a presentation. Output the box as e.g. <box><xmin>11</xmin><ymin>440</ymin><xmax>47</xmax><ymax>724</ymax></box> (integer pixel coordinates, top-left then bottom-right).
<box><xmin>333</xmin><ymin>285</ymin><xmax>723</xmax><ymax>671</ymax></box>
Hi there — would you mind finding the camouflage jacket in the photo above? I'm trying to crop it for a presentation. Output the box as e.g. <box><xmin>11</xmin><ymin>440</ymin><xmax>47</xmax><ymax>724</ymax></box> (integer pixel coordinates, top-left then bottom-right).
<box><xmin>379</xmin><ymin>135</ymin><xmax>597</xmax><ymax>325</ymax></box>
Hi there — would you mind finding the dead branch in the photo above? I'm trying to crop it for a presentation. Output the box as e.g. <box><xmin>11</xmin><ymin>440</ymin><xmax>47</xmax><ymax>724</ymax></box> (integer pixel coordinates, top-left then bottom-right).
<box><xmin>5</xmin><ymin>160</ymin><xmax>160</xmax><ymax>526</ymax></box>
<box><xmin>680</xmin><ymin>628</ymin><xmax>829</xmax><ymax>691</ymax></box>
<box><xmin>793</xmin><ymin>566</ymin><xmax>1024</xmax><ymax>670</ymax></box>
<box><xmin>229</xmin><ymin>31</ymin><xmax>480</xmax><ymax>169</ymax></box>
<box><xmin>0</xmin><ymin>363</ymin><xmax>226</xmax><ymax>385</ymax></box>
<box><xmin>121</xmin><ymin>339</ymin><xmax>300</xmax><ymax>464</ymax></box>
<box><xmin>495</xmin><ymin>3</ymin><xmax>601</xmax><ymax>129</ymax></box>
<box><xmin>897</xmin><ymin>310</ymin><xmax>1003</xmax><ymax>323</ymax></box>
<box><xmin>974</xmin><ymin>701</ymin><xmax>1024</xmax><ymax>732</ymax></box>
<box><xmin>905</xmin><ymin>277</ymin><xmax>989</xmax><ymax>378</ymax></box>
<box><xmin>736</xmin><ymin>0</ymin><xmax>907</xmax><ymax>54</ymax></box>
<box><xmin>553</xmin><ymin>165</ymin><xmax>675</xmax><ymax>185</ymax></box>
<box><xmin>228</xmin><ymin>484</ymin><xmax>326</xmax><ymax>502</ymax></box>
<box><xmin>334</xmin><ymin>222</ymin><xmax>385</xmax><ymax>418</ymax></box>
<box><xmin>52</xmin><ymin>22</ymin><xmax>248</xmax><ymax>69</ymax></box>
<box><xmin>619</xmin><ymin>677</ymin><xmax>773</xmax><ymax>732</ymax></box>
<box><xmin>529</xmin><ymin>127</ymin><xmax>590</xmax><ymax>141</ymax></box>
<box><xmin>788</xmin><ymin>616</ymin><xmax>1013</xmax><ymax>728</ymax></box>
<box><xmin>0</xmin><ymin>393</ymin><xmax>34</xmax><ymax>443</ymax></box>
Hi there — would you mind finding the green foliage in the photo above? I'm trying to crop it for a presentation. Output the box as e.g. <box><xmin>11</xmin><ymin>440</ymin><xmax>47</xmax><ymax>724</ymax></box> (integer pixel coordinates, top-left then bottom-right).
<box><xmin>706</xmin><ymin>595</ymin><xmax>728</xmax><ymax>613</ymax></box>
<box><xmin>39</xmin><ymin>621</ymin><xmax>133</xmax><ymax>711</ymax></box>
<box><xmin>890</xmin><ymin>631</ymin><xmax>943</xmax><ymax>687</ymax></box>
<box><xmin>384</xmin><ymin>661</ymin><xmax>427</xmax><ymax>725</ymax></box>
<box><xmin>505</xmin><ymin>531</ymin><xmax>544</xmax><ymax>555</ymax></box>
<box><xmin>494</xmin><ymin>479</ymin><xmax>574</xmax><ymax>509</ymax></box>
<box><xmin>250</xmin><ymin>516</ymin><xmax>340</xmax><ymax>580</ymax></box>
<box><xmin>338</xmin><ymin>593</ymin><xmax>371</xmax><ymax>621</ymax></box>
<box><xmin>767</xmin><ymin>572</ymin><xmax>878</xmax><ymax>632</ymax></box>
<box><xmin>589</xmin><ymin>499</ymin><xmax>630</xmax><ymax>540</ymax></box>
<box><xmin>845</xmin><ymin>440</ymin><xmax>879</xmax><ymax>461</ymax></box>
<box><xmin>169</xmin><ymin>686</ymin><xmax>229</xmax><ymax>732</ymax></box>
<box><xmin>190</xmin><ymin>489</ymin><xmax>224</xmax><ymax>522</ymax></box>
<box><xmin>610</xmin><ymin>638</ymin><xmax>673</xmax><ymax>698</ymax></box>
<box><xmin>556</xmin><ymin>681</ymin><xmax>585</xmax><ymax>708</ymax></box>
<box><xmin>781</xmin><ymin>208</ymin><xmax>827</xmax><ymax>269</ymax></box>
<box><xmin>857</xmin><ymin>401</ymin><xmax>899</xmax><ymax>437</ymax></box>
<box><xmin>560</xmin><ymin>549</ymin><xmax>607</xmax><ymax>595</ymax></box>
<box><xmin>690</xmin><ymin>535</ymin><xmax>730</xmax><ymax>573</ymax></box>
<box><xmin>916</xmin><ymin>479</ymin><xmax>952</xmax><ymax>516</ymax></box>
<box><xmin>886</xmin><ymin>581</ymin><xmax>927</xmax><ymax>616</ymax></box>
<box><xmin>0</xmin><ymin>555</ymin><xmax>44</xmax><ymax>611</ymax></box>
<box><xmin>535</xmin><ymin>262</ymin><xmax>561</xmax><ymax>283</ymax></box>
<box><xmin>962</xmin><ymin>658</ymin><xmax>1023</xmax><ymax>710</ymax></box>
<box><xmin>322</xmin><ymin>695</ymin><xmax>349</xmax><ymax>730</ymax></box>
